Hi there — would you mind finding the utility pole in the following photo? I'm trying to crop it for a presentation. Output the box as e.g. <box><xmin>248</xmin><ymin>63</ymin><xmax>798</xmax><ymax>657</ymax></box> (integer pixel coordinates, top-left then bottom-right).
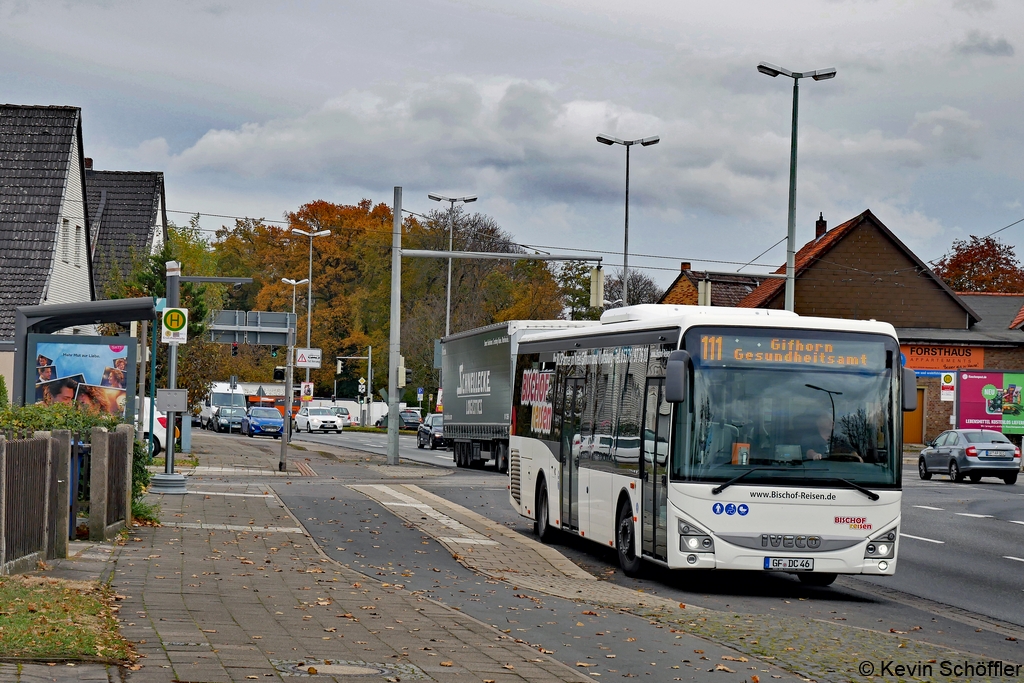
<box><xmin>279</xmin><ymin>323</ymin><xmax>295</xmax><ymax>471</ymax></box>
<box><xmin>387</xmin><ymin>187</ymin><xmax>401</xmax><ymax>465</ymax></box>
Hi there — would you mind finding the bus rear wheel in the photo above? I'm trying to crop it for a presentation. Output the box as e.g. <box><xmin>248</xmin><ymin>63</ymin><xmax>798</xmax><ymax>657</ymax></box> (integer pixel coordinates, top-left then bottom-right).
<box><xmin>798</xmin><ymin>572</ymin><xmax>837</xmax><ymax>587</ymax></box>
<box><xmin>616</xmin><ymin>504</ymin><xmax>642</xmax><ymax>577</ymax></box>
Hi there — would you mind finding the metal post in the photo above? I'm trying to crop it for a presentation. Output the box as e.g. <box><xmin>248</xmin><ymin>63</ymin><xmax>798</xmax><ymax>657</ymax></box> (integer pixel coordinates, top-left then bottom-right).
<box><xmin>147</xmin><ymin>307</ymin><xmax>157</xmax><ymax>459</ymax></box>
<box><xmin>306</xmin><ymin>235</ymin><xmax>313</xmax><ymax>383</ymax></box>
<box><xmin>280</xmin><ymin>324</ymin><xmax>294</xmax><ymax>471</ymax></box>
<box><xmin>387</xmin><ymin>187</ymin><xmax>402</xmax><ymax>465</ymax></box>
<box><xmin>138</xmin><ymin>320</ymin><xmax>147</xmax><ymax>441</ymax></box>
<box><xmin>444</xmin><ymin>201</ymin><xmax>454</xmax><ymax>337</ymax></box>
<box><xmin>623</xmin><ymin>143</ymin><xmax>630</xmax><ymax>307</ymax></box>
<box><xmin>150</xmin><ymin>262</ymin><xmax>187</xmax><ymax>494</ymax></box>
<box><xmin>784</xmin><ymin>77</ymin><xmax>800</xmax><ymax>313</ymax></box>
<box><xmin>367</xmin><ymin>345</ymin><xmax>373</xmax><ymax>425</ymax></box>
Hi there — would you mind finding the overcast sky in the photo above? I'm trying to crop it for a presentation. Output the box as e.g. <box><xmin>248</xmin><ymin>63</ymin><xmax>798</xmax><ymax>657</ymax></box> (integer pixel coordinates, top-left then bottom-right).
<box><xmin>1</xmin><ymin>0</ymin><xmax>1021</xmax><ymax>286</ymax></box>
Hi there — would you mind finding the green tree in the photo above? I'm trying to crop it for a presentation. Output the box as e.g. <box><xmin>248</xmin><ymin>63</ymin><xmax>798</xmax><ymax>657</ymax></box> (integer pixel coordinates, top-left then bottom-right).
<box><xmin>558</xmin><ymin>261</ymin><xmax>602</xmax><ymax>320</ymax></box>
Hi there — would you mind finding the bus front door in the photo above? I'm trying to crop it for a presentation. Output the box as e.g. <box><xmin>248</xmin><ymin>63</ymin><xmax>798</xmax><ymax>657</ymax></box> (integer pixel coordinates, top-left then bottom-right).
<box><xmin>641</xmin><ymin>379</ymin><xmax>669</xmax><ymax>560</ymax></box>
<box><xmin>560</xmin><ymin>378</ymin><xmax>584</xmax><ymax>531</ymax></box>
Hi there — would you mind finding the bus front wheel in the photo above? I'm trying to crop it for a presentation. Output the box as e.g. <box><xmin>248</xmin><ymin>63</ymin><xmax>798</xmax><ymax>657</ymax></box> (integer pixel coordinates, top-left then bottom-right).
<box><xmin>616</xmin><ymin>504</ymin><xmax>642</xmax><ymax>577</ymax></box>
<box><xmin>535</xmin><ymin>483</ymin><xmax>553</xmax><ymax>542</ymax></box>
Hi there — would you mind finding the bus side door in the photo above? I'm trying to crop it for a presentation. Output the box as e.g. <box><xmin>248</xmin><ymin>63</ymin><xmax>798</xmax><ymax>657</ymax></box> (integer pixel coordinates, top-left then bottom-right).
<box><xmin>641</xmin><ymin>378</ymin><xmax>669</xmax><ymax>560</ymax></box>
<box><xmin>560</xmin><ymin>378</ymin><xmax>584</xmax><ymax>531</ymax></box>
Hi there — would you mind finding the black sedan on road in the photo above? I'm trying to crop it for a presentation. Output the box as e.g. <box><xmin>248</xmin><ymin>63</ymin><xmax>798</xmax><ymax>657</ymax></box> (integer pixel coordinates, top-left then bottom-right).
<box><xmin>417</xmin><ymin>413</ymin><xmax>448</xmax><ymax>450</ymax></box>
<box><xmin>918</xmin><ymin>429</ymin><xmax>1021</xmax><ymax>484</ymax></box>
<box><xmin>376</xmin><ymin>409</ymin><xmax>421</xmax><ymax>430</ymax></box>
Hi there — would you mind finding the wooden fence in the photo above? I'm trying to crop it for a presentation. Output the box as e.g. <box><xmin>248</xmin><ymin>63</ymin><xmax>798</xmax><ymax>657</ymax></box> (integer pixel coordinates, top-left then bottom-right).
<box><xmin>0</xmin><ymin>434</ymin><xmax>56</xmax><ymax>574</ymax></box>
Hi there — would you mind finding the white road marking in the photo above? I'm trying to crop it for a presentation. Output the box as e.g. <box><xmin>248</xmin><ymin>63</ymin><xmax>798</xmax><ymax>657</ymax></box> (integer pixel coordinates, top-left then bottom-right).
<box><xmin>189</xmin><ymin>490</ymin><xmax>273</xmax><ymax>498</ymax></box>
<box><xmin>437</xmin><ymin>536</ymin><xmax>499</xmax><ymax>545</ymax></box>
<box><xmin>913</xmin><ymin>505</ymin><xmax>944</xmax><ymax>510</ymax></box>
<box><xmin>955</xmin><ymin>513</ymin><xmax>994</xmax><ymax>518</ymax></box>
<box><xmin>901</xmin><ymin>533</ymin><xmax>945</xmax><ymax>544</ymax></box>
<box><xmin>1011</xmin><ymin>521</ymin><xmax>1024</xmax><ymax>526</ymax></box>
<box><xmin>169</xmin><ymin>522</ymin><xmax>304</xmax><ymax>533</ymax></box>
<box><xmin>1004</xmin><ymin>556</ymin><xmax>1024</xmax><ymax>563</ymax></box>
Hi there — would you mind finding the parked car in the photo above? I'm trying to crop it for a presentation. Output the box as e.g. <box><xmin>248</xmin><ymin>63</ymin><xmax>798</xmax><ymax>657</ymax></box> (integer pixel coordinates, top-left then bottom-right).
<box><xmin>329</xmin><ymin>405</ymin><xmax>357</xmax><ymax>427</ymax></box>
<box><xmin>294</xmin><ymin>406</ymin><xmax>341</xmax><ymax>433</ymax></box>
<box><xmin>919</xmin><ymin>429</ymin><xmax>1021</xmax><ymax>484</ymax></box>
<box><xmin>376</xmin><ymin>410</ymin><xmax>421</xmax><ymax>430</ymax></box>
<box><xmin>242</xmin><ymin>407</ymin><xmax>285</xmax><ymax>439</ymax></box>
<box><xmin>138</xmin><ymin>396</ymin><xmax>175</xmax><ymax>456</ymax></box>
<box><xmin>213</xmin><ymin>406</ymin><xmax>246</xmax><ymax>433</ymax></box>
<box><xmin>417</xmin><ymin>413</ymin><xmax>447</xmax><ymax>450</ymax></box>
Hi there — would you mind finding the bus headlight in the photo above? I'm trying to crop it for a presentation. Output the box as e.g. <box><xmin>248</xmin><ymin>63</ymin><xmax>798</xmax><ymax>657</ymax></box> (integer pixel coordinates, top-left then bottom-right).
<box><xmin>678</xmin><ymin>518</ymin><xmax>714</xmax><ymax>554</ymax></box>
<box><xmin>864</xmin><ymin>526</ymin><xmax>897</xmax><ymax>559</ymax></box>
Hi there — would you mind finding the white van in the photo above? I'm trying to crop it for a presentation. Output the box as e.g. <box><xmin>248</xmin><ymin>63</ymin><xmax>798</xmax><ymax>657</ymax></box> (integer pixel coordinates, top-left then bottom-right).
<box><xmin>200</xmin><ymin>382</ymin><xmax>247</xmax><ymax>429</ymax></box>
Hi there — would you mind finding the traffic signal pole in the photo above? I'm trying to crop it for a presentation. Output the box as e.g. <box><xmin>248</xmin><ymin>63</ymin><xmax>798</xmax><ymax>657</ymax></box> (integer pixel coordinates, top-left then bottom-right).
<box><xmin>279</xmin><ymin>324</ymin><xmax>295</xmax><ymax>472</ymax></box>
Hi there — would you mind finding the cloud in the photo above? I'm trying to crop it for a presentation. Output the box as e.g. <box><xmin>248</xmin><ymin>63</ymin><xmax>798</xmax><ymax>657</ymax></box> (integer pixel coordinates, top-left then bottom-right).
<box><xmin>954</xmin><ymin>30</ymin><xmax>1014</xmax><ymax>56</ymax></box>
<box><xmin>909</xmin><ymin>106</ymin><xmax>984</xmax><ymax>161</ymax></box>
<box><xmin>952</xmin><ymin>0</ymin><xmax>995</xmax><ymax>14</ymax></box>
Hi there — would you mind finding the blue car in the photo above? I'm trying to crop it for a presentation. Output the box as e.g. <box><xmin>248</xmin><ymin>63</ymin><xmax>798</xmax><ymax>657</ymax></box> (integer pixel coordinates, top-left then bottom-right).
<box><xmin>242</xmin><ymin>407</ymin><xmax>285</xmax><ymax>439</ymax></box>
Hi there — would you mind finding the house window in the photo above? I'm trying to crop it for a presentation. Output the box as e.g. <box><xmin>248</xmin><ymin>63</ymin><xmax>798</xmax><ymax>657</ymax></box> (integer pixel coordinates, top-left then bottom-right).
<box><xmin>75</xmin><ymin>224</ymin><xmax>82</xmax><ymax>266</ymax></box>
<box><xmin>61</xmin><ymin>219</ymin><xmax>69</xmax><ymax>263</ymax></box>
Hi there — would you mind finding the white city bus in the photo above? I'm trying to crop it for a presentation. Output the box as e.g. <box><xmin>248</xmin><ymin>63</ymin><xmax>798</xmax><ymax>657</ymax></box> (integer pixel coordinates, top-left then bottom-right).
<box><xmin>508</xmin><ymin>305</ymin><xmax>915</xmax><ymax>586</ymax></box>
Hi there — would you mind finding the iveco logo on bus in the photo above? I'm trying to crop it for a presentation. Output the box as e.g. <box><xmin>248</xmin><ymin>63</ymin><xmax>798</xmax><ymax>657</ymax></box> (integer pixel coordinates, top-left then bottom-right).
<box><xmin>761</xmin><ymin>534</ymin><xmax>822</xmax><ymax>549</ymax></box>
<box><xmin>456</xmin><ymin>364</ymin><xmax>491</xmax><ymax>398</ymax></box>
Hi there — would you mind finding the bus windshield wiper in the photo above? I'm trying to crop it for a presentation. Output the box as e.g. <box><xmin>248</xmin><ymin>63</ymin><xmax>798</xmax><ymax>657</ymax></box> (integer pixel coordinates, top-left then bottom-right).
<box><xmin>711</xmin><ymin>468</ymin><xmax>789</xmax><ymax>495</ymax></box>
<box><xmin>815</xmin><ymin>477</ymin><xmax>880</xmax><ymax>501</ymax></box>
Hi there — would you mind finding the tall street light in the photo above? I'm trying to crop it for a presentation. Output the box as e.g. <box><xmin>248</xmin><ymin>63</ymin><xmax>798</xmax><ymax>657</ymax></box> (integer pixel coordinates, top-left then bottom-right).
<box><xmin>427</xmin><ymin>193</ymin><xmax>477</xmax><ymax>337</ymax></box>
<box><xmin>758</xmin><ymin>61</ymin><xmax>836</xmax><ymax>312</ymax></box>
<box><xmin>281</xmin><ymin>278</ymin><xmax>308</xmax><ymax>316</ymax></box>
<box><xmin>290</xmin><ymin>227</ymin><xmax>331</xmax><ymax>382</ymax></box>
<box><xmin>596</xmin><ymin>133</ymin><xmax>659</xmax><ymax>307</ymax></box>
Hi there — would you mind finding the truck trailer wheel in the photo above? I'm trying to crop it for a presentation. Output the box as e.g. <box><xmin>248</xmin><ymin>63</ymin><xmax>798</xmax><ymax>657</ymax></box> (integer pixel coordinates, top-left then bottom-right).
<box><xmin>494</xmin><ymin>442</ymin><xmax>508</xmax><ymax>474</ymax></box>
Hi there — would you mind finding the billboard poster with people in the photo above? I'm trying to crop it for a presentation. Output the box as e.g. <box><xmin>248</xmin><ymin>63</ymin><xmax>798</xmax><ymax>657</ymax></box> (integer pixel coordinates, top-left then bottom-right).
<box><xmin>957</xmin><ymin>370</ymin><xmax>1024</xmax><ymax>434</ymax></box>
<box><xmin>25</xmin><ymin>334</ymin><xmax>138</xmax><ymax>419</ymax></box>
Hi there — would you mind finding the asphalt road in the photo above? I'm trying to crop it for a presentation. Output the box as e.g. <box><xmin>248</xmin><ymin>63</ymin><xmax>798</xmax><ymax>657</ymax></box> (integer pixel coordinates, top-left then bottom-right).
<box><xmin>291</xmin><ymin>429</ymin><xmax>459</xmax><ymax>469</ymax></box>
<box><xmin>247</xmin><ymin>430</ymin><xmax>1024</xmax><ymax>659</ymax></box>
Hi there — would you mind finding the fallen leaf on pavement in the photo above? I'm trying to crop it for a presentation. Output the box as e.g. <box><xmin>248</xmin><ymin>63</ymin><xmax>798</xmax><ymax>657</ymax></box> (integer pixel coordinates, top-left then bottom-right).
<box><xmin>582</xmin><ymin>610</ymin><xmax>598</xmax><ymax>615</ymax></box>
<box><xmin>714</xmin><ymin>664</ymin><xmax>734</xmax><ymax>673</ymax></box>
<box><xmin>721</xmin><ymin>656</ymin><xmax>748</xmax><ymax>662</ymax></box>
<box><xmin>752</xmin><ymin>676</ymin><xmax>760</xmax><ymax>683</ymax></box>
<box><xmin>306</xmin><ymin>667</ymin><xmax>317</xmax><ymax>675</ymax></box>
<box><xmin>503</xmin><ymin>664</ymin><xmax>515</xmax><ymax>670</ymax></box>
<box><xmin>576</xmin><ymin>662</ymin><xmax>594</xmax><ymax>667</ymax></box>
<box><xmin>440</xmin><ymin>661</ymin><xmax>453</xmax><ymax>667</ymax></box>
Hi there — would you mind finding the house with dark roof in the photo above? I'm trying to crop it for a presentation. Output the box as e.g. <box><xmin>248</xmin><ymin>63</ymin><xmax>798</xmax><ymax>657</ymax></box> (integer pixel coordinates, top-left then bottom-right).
<box><xmin>0</xmin><ymin>105</ymin><xmax>95</xmax><ymax>393</ymax></box>
<box><xmin>86</xmin><ymin>162</ymin><xmax>167</xmax><ymax>298</ymax></box>
<box><xmin>658</xmin><ymin>262</ymin><xmax>769</xmax><ymax>307</ymax></box>
<box><xmin>737</xmin><ymin>209</ymin><xmax>1024</xmax><ymax>444</ymax></box>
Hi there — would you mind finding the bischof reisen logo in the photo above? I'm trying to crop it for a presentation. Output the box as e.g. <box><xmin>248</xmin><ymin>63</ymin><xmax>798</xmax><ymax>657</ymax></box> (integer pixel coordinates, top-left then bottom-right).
<box><xmin>737</xmin><ymin>504</ymin><xmax>749</xmax><ymax>516</ymax></box>
<box><xmin>712</xmin><ymin>502</ymin><xmax>724</xmax><ymax>515</ymax></box>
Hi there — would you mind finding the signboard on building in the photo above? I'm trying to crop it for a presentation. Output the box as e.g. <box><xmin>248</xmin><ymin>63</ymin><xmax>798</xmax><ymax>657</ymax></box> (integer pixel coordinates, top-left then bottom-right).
<box><xmin>940</xmin><ymin>372</ymin><xmax>956</xmax><ymax>402</ymax></box>
<box><xmin>901</xmin><ymin>344</ymin><xmax>983</xmax><ymax>370</ymax></box>
<box><xmin>957</xmin><ymin>371</ymin><xmax>1024</xmax><ymax>434</ymax></box>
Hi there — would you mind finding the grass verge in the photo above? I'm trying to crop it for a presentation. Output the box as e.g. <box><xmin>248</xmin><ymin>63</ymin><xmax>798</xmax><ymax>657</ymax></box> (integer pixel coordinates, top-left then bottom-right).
<box><xmin>0</xmin><ymin>576</ymin><xmax>133</xmax><ymax>662</ymax></box>
<box><xmin>150</xmin><ymin>454</ymin><xmax>199</xmax><ymax>468</ymax></box>
<box><xmin>131</xmin><ymin>498</ymin><xmax>161</xmax><ymax>525</ymax></box>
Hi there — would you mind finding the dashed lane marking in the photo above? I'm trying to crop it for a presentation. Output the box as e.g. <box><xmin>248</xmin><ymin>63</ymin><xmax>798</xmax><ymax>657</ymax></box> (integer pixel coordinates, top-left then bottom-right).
<box><xmin>1003</xmin><ymin>556</ymin><xmax>1024</xmax><ymax>563</ymax></box>
<box><xmin>1010</xmin><ymin>521</ymin><xmax>1024</xmax><ymax>526</ymax></box>
<box><xmin>913</xmin><ymin>505</ymin><xmax>944</xmax><ymax>510</ymax></box>
<box><xmin>901</xmin><ymin>533</ymin><xmax>945</xmax><ymax>544</ymax></box>
<box><xmin>955</xmin><ymin>513</ymin><xmax>994</xmax><ymax>518</ymax></box>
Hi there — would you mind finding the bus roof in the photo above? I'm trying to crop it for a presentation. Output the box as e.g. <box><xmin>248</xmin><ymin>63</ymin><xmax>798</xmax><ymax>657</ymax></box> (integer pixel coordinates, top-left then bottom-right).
<box><xmin>517</xmin><ymin>304</ymin><xmax>900</xmax><ymax>346</ymax></box>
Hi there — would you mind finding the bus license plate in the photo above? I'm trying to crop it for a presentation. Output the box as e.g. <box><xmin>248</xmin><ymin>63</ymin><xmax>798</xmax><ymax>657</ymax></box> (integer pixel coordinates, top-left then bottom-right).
<box><xmin>764</xmin><ymin>557</ymin><xmax>814</xmax><ymax>571</ymax></box>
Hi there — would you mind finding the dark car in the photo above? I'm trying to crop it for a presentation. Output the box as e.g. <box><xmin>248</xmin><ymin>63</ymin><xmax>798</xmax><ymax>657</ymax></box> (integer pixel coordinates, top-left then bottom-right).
<box><xmin>376</xmin><ymin>410</ymin><xmax>421</xmax><ymax>430</ymax></box>
<box><xmin>214</xmin><ymin>406</ymin><xmax>246</xmax><ymax>433</ymax></box>
<box><xmin>919</xmin><ymin>429</ymin><xmax>1021</xmax><ymax>484</ymax></box>
<box><xmin>417</xmin><ymin>413</ymin><xmax>447</xmax><ymax>450</ymax></box>
<box><xmin>242</xmin><ymin>407</ymin><xmax>285</xmax><ymax>439</ymax></box>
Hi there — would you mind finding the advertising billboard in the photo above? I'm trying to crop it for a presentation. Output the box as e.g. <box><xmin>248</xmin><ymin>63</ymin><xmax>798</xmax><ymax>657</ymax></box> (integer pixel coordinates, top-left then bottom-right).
<box><xmin>957</xmin><ymin>370</ymin><xmax>1024</xmax><ymax>434</ymax></box>
<box><xmin>25</xmin><ymin>334</ymin><xmax>138</xmax><ymax>419</ymax></box>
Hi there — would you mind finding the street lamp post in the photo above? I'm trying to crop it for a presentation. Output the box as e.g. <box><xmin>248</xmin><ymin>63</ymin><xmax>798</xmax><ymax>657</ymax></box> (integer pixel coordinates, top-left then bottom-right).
<box><xmin>596</xmin><ymin>133</ymin><xmax>659</xmax><ymax>307</ymax></box>
<box><xmin>757</xmin><ymin>61</ymin><xmax>836</xmax><ymax>312</ymax></box>
<box><xmin>427</xmin><ymin>193</ymin><xmax>477</xmax><ymax>337</ymax></box>
<box><xmin>290</xmin><ymin>228</ymin><xmax>331</xmax><ymax>382</ymax></box>
<box><xmin>281</xmin><ymin>277</ymin><xmax>308</xmax><ymax>318</ymax></box>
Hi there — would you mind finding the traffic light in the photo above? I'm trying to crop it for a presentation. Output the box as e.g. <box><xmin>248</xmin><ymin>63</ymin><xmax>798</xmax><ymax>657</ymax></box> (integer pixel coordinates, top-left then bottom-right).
<box><xmin>397</xmin><ymin>355</ymin><xmax>407</xmax><ymax>388</ymax></box>
<box><xmin>273</xmin><ymin>366</ymin><xmax>285</xmax><ymax>382</ymax></box>
<box><xmin>271</xmin><ymin>346</ymin><xmax>278</xmax><ymax>358</ymax></box>
<box><xmin>405</xmin><ymin>368</ymin><xmax>412</xmax><ymax>386</ymax></box>
<box><xmin>231</xmin><ymin>342</ymin><xmax>239</xmax><ymax>357</ymax></box>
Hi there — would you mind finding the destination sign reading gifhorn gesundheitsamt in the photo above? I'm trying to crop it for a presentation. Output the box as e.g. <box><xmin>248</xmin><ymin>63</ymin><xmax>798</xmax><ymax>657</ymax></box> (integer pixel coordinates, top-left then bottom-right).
<box><xmin>698</xmin><ymin>334</ymin><xmax>886</xmax><ymax>371</ymax></box>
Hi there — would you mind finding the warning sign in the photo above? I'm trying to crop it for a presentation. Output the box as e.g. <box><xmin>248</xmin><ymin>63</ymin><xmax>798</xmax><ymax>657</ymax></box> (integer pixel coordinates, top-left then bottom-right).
<box><xmin>161</xmin><ymin>308</ymin><xmax>188</xmax><ymax>344</ymax></box>
<box><xmin>295</xmin><ymin>347</ymin><xmax>322</xmax><ymax>369</ymax></box>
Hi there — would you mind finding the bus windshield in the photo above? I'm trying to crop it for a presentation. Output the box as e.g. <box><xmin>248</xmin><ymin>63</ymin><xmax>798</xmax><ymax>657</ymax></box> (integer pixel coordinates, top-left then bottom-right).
<box><xmin>676</xmin><ymin>328</ymin><xmax>899</xmax><ymax>488</ymax></box>
<box><xmin>212</xmin><ymin>392</ymin><xmax>246</xmax><ymax>407</ymax></box>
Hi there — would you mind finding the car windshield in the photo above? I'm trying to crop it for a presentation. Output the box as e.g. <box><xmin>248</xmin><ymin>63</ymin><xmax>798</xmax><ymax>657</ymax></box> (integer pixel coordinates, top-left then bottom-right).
<box><xmin>213</xmin><ymin>392</ymin><xmax>246</xmax><ymax>407</ymax></box>
<box><xmin>333</xmin><ymin>407</ymin><xmax>349</xmax><ymax>415</ymax></box>
<box><xmin>430</xmin><ymin>415</ymin><xmax>443</xmax><ymax>427</ymax></box>
<box><xmin>251</xmin><ymin>408</ymin><xmax>280</xmax><ymax>419</ymax></box>
<box><xmin>676</xmin><ymin>328</ymin><xmax>899</xmax><ymax>488</ymax></box>
<box><xmin>309</xmin><ymin>408</ymin><xmax>333</xmax><ymax>416</ymax></box>
<box><xmin>401</xmin><ymin>412</ymin><xmax>418</xmax><ymax>419</ymax></box>
<box><xmin>221</xmin><ymin>407</ymin><xmax>245</xmax><ymax>417</ymax></box>
<box><xmin>963</xmin><ymin>430</ymin><xmax>1011</xmax><ymax>444</ymax></box>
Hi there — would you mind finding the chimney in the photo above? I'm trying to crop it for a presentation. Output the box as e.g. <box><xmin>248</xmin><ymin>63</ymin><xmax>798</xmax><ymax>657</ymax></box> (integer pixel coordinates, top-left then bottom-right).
<box><xmin>680</xmin><ymin>262</ymin><xmax>691</xmax><ymax>271</ymax></box>
<box><xmin>84</xmin><ymin>157</ymin><xmax>93</xmax><ymax>170</ymax></box>
<box><xmin>815</xmin><ymin>212</ymin><xmax>827</xmax><ymax>239</ymax></box>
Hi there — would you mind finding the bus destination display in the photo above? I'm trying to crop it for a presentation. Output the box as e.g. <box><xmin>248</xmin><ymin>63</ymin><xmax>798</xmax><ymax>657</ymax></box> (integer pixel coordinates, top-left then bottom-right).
<box><xmin>698</xmin><ymin>333</ymin><xmax>886</xmax><ymax>371</ymax></box>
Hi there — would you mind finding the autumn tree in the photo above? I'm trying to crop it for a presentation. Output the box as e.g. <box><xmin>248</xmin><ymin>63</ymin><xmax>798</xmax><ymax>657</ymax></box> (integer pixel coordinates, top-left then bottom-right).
<box><xmin>933</xmin><ymin>235</ymin><xmax>1024</xmax><ymax>293</ymax></box>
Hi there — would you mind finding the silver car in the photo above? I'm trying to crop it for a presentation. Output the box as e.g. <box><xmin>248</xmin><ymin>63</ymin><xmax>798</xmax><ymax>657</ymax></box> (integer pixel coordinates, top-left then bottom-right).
<box><xmin>918</xmin><ymin>429</ymin><xmax>1020</xmax><ymax>484</ymax></box>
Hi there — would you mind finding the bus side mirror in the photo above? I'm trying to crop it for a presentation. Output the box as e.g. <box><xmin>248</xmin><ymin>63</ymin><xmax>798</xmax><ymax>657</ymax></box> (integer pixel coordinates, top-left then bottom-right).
<box><xmin>902</xmin><ymin>367</ymin><xmax>917</xmax><ymax>412</ymax></box>
<box><xmin>666</xmin><ymin>350</ymin><xmax>690</xmax><ymax>403</ymax></box>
